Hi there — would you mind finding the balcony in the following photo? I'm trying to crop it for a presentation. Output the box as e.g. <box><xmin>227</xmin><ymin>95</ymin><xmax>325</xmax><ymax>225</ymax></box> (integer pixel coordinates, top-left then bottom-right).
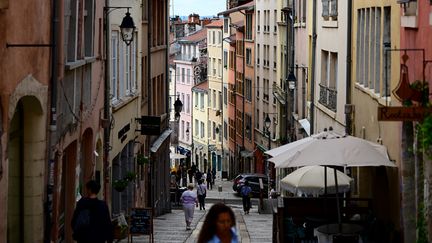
<box><xmin>319</xmin><ymin>83</ymin><xmax>337</xmax><ymax>111</ymax></box>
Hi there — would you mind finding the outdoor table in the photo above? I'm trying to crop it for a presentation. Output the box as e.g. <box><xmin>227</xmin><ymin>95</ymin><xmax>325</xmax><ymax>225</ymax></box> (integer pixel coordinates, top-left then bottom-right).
<box><xmin>314</xmin><ymin>223</ymin><xmax>363</xmax><ymax>243</ymax></box>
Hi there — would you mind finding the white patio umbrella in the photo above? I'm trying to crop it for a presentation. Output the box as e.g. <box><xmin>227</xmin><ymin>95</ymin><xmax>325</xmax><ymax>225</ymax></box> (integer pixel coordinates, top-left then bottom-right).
<box><xmin>268</xmin><ymin>131</ymin><xmax>394</xmax><ymax>168</ymax></box>
<box><xmin>267</xmin><ymin>130</ymin><xmax>396</xmax><ymax>227</ymax></box>
<box><xmin>280</xmin><ymin>166</ymin><xmax>353</xmax><ymax>196</ymax></box>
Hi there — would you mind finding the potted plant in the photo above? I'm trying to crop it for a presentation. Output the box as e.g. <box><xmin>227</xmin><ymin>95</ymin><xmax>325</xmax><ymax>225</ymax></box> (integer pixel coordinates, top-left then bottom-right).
<box><xmin>113</xmin><ymin>179</ymin><xmax>129</xmax><ymax>192</ymax></box>
<box><xmin>125</xmin><ymin>171</ymin><xmax>137</xmax><ymax>182</ymax></box>
<box><xmin>137</xmin><ymin>154</ymin><xmax>149</xmax><ymax>166</ymax></box>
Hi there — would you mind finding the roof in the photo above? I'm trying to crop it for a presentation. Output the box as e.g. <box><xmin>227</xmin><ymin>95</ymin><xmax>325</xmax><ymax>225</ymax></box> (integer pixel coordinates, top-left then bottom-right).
<box><xmin>218</xmin><ymin>1</ymin><xmax>255</xmax><ymax>16</ymax></box>
<box><xmin>206</xmin><ymin>19</ymin><xmax>223</xmax><ymax>28</ymax></box>
<box><xmin>179</xmin><ymin>29</ymin><xmax>207</xmax><ymax>43</ymax></box>
<box><xmin>192</xmin><ymin>81</ymin><xmax>208</xmax><ymax>92</ymax></box>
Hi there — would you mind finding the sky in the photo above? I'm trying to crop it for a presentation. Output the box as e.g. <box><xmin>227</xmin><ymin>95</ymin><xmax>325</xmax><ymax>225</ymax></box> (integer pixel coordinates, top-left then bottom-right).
<box><xmin>171</xmin><ymin>0</ymin><xmax>226</xmax><ymax>17</ymax></box>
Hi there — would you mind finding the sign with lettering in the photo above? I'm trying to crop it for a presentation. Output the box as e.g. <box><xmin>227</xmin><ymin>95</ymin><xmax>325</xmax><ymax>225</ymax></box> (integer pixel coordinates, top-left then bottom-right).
<box><xmin>129</xmin><ymin>208</ymin><xmax>152</xmax><ymax>235</ymax></box>
<box><xmin>378</xmin><ymin>107</ymin><xmax>432</xmax><ymax>121</ymax></box>
<box><xmin>140</xmin><ymin>116</ymin><xmax>161</xmax><ymax>135</ymax></box>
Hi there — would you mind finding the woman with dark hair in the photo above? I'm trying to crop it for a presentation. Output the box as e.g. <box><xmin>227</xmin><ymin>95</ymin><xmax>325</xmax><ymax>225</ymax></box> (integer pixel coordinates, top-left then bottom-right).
<box><xmin>197</xmin><ymin>203</ymin><xmax>239</xmax><ymax>243</ymax></box>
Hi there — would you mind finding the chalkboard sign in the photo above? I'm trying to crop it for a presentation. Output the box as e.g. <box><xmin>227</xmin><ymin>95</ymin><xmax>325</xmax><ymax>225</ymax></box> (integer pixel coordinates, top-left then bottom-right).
<box><xmin>129</xmin><ymin>208</ymin><xmax>153</xmax><ymax>235</ymax></box>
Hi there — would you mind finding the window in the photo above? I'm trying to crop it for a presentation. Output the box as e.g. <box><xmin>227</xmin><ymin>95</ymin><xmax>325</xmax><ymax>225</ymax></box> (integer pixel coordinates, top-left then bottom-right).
<box><xmin>208</xmin><ymin>89</ymin><xmax>212</xmax><ymax>108</ymax></box>
<box><xmin>111</xmin><ymin>31</ymin><xmax>118</xmax><ymax>101</ymax></box>
<box><xmin>67</xmin><ymin>0</ymin><xmax>78</xmax><ymax>62</ymax></box>
<box><xmin>229</xmin><ymin>51</ymin><xmax>235</xmax><ymax>69</ymax></box>
<box><xmin>245</xmin><ymin>78</ymin><xmax>252</xmax><ymax>101</ymax></box>
<box><xmin>187</xmin><ymin>69</ymin><xmax>190</xmax><ymax>83</ymax></box>
<box><xmin>176</xmin><ymin>67</ymin><xmax>180</xmax><ymax>82</ymax></box>
<box><xmin>322</xmin><ymin>0</ymin><xmax>338</xmax><ymax>20</ymax></box>
<box><xmin>246</xmin><ymin>48</ymin><xmax>252</xmax><ymax>66</ymax></box>
<box><xmin>213</xmin><ymin>58</ymin><xmax>217</xmax><ymax>76</ymax></box>
<box><xmin>224</xmin><ymin>18</ymin><xmax>229</xmax><ymax>33</ymax></box>
<box><xmin>182</xmin><ymin>68</ymin><xmax>185</xmax><ymax>83</ymax></box>
<box><xmin>256</xmin><ymin>108</ymin><xmax>260</xmax><ymax>129</ymax></box>
<box><xmin>118</xmin><ymin>42</ymin><xmax>124</xmax><ymax>98</ymax></box>
<box><xmin>273</xmin><ymin>46</ymin><xmax>277</xmax><ymax>69</ymax></box>
<box><xmin>195</xmin><ymin>93</ymin><xmax>198</xmax><ymax>108</ymax></box>
<box><xmin>213</xmin><ymin>122</ymin><xmax>216</xmax><ymax>140</ymax></box>
<box><xmin>84</xmin><ymin>0</ymin><xmax>94</xmax><ymax>57</ymax></box>
<box><xmin>274</xmin><ymin>10</ymin><xmax>277</xmax><ymax>32</ymax></box>
<box><xmin>223</xmin><ymin>87</ymin><xmax>228</xmax><ymax>105</ymax></box>
<box><xmin>186</xmin><ymin>94</ymin><xmax>190</xmax><ymax>113</ymax></box>
<box><xmin>245</xmin><ymin>114</ymin><xmax>252</xmax><ymax>140</ymax></box>
<box><xmin>219</xmin><ymin>91</ymin><xmax>222</xmax><ymax>110</ymax></box>
<box><xmin>200</xmin><ymin>93</ymin><xmax>204</xmax><ymax>109</ymax></box>
<box><xmin>125</xmin><ymin>42</ymin><xmax>131</xmax><ymax>94</ymax></box>
<box><xmin>256</xmin><ymin>76</ymin><xmax>260</xmax><ymax>98</ymax></box>
<box><xmin>186</xmin><ymin>122</ymin><xmax>190</xmax><ymax>141</ymax></box>
<box><xmin>257</xmin><ymin>11</ymin><xmax>261</xmax><ymax>32</ymax></box>
<box><xmin>246</xmin><ymin>13</ymin><xmax>253</xmax><ymax>40</ymax></box>
<box><xmin>356</xmin><ymin>7</ymin><xmax>388</xmax><ymax>97</ymax></box>
<box><xmin>213</xmin><ymin>90</ymin><xmax>216</xmax><ymax>109</ymax></box>
<box><xmin>224</xmin><ymin>121</ymin><xmax>228</xmax><ymax>139</ymax></box>
<box><xmin>200</xmin><ymin>122</ymin><xmax>205</xmax><ymax>138</ymax></box>
<box><xmin>319</xmin><ymin>50</ymin><xmax>337</xmax><ymax>111</ymax></box>
<box><xmin>263</xmin><ymin>79</ymin><xmax>269</xmax><ymax>101</ymax></box>
<box><xmin>181</xmin><ymin>121</ymin><xmax>185</xmax><ymax>139</ymax></box>
<box><xmin>236</xmin><ymin>40</ymin><xmax>244</xmax><ymax>57</ymax></box>
<box><xmin>212</xmin><ymin>30</ymin><xmax>215</xmax><ymax>44</ymax></box>
<box><xmin>223</xmin><ymin>50</ymin><xmax>228</xmax><ymax>68</ymax></box>
<box><xmin>195</xmin><ymin>119</ymin><xmax>199</xmax><ymax>136</ymax></box>
<box><xmin>218</xmin><ymin>59</ymin><xmax>222</xmax><ymax>77</ymax></box>
<box><xmin>257</xmin><ymin>44</ymin><xmax>260</xmax><ymax>65</ymax></box>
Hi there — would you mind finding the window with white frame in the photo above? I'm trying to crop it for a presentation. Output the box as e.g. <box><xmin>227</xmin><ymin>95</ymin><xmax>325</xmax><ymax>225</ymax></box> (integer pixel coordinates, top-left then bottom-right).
<box><xmin>119</xmin><ymin>41</ymin><xmax>125</xmax><ymax>98</ymax></box>
<box><xmin>111</xmin><ymin>31</ymin><xmax>118</xmax><ymax>101</ymax></box>
<box><xmin>245</xmin><ymin>78</ymin><xmax>252</xmax><ymax>101</ymax></box>
<box><xmin>182</xmin><ymin>68</ymin><xmax>185</xmax><ymax>83</ymax></box>
<box><xmin>200</xmin><ymin>93</ymin><xmax>204</xmax><ymax>109</ymax></box>
<box><xmin>322</xmin><ymin>0</ymin><xmax>338</xmax><ymax>20</ymax></box>
<box><xmin>84</xmin><ymin>0</ymin><xmax>94</xmax><ymax>57</ymax></box>
<box><xmin>195</xmin><ymin>119</ymin><xmax>199</xmax><ymax>136</ymax></box>
<box><xmin>187</xmin><ymin>68</ymin><xmax>191</xmax><ymax>84</ymax></box>
<box><xmin>224</xmin><ymin>18</ymin><xmax>228</xmax><ymax>33</ymax></box>
<box><xmin>181</xmin><ymin>120</ymin><xmax>185</xmax><ymax>139</ymax></box>
<box><xmin>246</xmin><ymin>13</ymin><xmax>253</xmax><ymax>39</ymax></box>
<box><xmin>213</xmin><ymin>90</ymin><xmax>216</xmax><ymax>109</ymax></box>
<box><xmin>186</xmin><ymin>94</ymin><xmax>190</xmax><ymax>113</ymax></box>
<box><xmin>223</xmin><ymin>50</ymin><xmax>228</xmax><ymax>68</ymax></box>
<box><xmin>200</xmin><ymin>121</ymin><xmax>205</xmax><ymax>138</ymax></box>
<box><xmin>257</xmin><ymin>11</ymin><xmax>261</xmax><ymax>32</ymax></box>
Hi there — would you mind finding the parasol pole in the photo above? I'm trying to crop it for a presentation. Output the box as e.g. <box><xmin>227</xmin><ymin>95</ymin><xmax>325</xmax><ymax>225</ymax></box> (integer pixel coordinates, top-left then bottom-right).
<box><xmin>334</xmin><ymin>167</ymin><xmax>342</xmax><ymax>230</ymax></box>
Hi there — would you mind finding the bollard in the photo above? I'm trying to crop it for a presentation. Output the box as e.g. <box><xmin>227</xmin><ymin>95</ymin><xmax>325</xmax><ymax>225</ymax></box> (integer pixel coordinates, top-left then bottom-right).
<box><xmin>218</xmin><ymin>185</ymin><xmax>222</xmax><ymax>192</ymax></box>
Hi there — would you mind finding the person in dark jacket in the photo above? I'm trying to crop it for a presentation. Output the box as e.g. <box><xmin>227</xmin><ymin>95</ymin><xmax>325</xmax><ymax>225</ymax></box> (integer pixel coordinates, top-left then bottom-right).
<box><xmin>72</xmin><ymin>180</ymin><xmax>113</xmax><ymax>243</ymax></box>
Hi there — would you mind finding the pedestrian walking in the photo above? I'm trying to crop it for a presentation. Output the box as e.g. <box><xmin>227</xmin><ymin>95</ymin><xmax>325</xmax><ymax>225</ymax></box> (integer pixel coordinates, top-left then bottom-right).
<box><xmin>212</xmin><ymin>168</ymin><xmax>216</xmax><ymax>185</ymax></box>
<box><xmin>195</xmin><ymin>170</ymin><xmax>202</xmax><ymax>183</ymax></box>
<box><xmin>197</xmin><ymin>179</ymin><xmax>207</xmax><ymax>210</ymax></box>
<box><xmin>197</xmin><ymin>203</ymin><xmax>239</xmax><ymax>243</ymax></box>
<box><xmin>206</xmin><ymin>169</ymin><xmax>213</xmax><ymax>190</ymax></box>
<box><xmin>188</xmin><ymin>168</ymin><xmax>194</xmax><ymax>183</ymax></box>
<box><xmin>71</xmin><ymin>180</ymin><xmax>113</xmax><ymax>243</ymax></box>
<box><xmin>180</xmin><ymin>183</ymin><xmax>198</xmax><ymax>230</ymax></box>
<box><xmin>240</xmin><ymin>181</ymin><xmax>252</xmax><ymax>214</ymax></box>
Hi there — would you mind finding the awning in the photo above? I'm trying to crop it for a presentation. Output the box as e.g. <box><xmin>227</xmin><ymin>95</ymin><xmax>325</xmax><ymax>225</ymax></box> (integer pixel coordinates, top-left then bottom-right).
<box><xmin>298</xmin><ymin>119</ymin><xmax>310</xmax><ymax>136</ymax></box>
<box><xmin>150</xmin><ymin>129</ymin><xmax>172</xmax><ymax>153</ymax></box>
<box><xmin>273</xmin><ymin>91</ymin><xmax>286</xmax><ymax>105</ymax></box>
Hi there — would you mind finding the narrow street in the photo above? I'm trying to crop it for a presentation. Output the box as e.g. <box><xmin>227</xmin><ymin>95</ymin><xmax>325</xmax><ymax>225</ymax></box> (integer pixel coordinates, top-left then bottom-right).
<box><xmin>120</xmin><ymin>179</ymin><xmax>273</xmax><ymax>243</ymax></box>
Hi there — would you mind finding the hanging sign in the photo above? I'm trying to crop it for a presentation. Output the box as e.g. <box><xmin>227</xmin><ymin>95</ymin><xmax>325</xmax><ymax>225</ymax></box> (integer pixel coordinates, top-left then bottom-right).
<box><xmin>377</xmin><ymin>107</ymin><xmax>432</xmax><ymax>121</ymax></box>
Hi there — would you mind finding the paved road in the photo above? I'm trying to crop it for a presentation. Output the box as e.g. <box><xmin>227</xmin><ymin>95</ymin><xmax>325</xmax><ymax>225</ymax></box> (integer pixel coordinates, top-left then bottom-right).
<box><xmin>119</xmin><ymin>179</ymin><xmax>273</xmax><ymax>243</ymax></box>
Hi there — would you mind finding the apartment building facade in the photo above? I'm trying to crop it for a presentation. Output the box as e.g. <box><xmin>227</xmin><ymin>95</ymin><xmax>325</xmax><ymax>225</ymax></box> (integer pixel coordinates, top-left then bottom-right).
<box><xmin>192</xmin><ymin>81</ymin><xmax>209</xmax><ymax>171</ymax></box>
<box><xmin>206</xmin><ymin>20</ymin><xmax>224</xmax><ymax>176</ymax></box>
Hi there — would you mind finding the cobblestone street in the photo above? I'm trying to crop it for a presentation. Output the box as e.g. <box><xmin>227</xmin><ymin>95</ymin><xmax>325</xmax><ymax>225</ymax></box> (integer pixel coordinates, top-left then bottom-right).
<box><xmin>119</xmin><ymin>179</ymin><xmax>273</xmax><ymax>243</ymax></box>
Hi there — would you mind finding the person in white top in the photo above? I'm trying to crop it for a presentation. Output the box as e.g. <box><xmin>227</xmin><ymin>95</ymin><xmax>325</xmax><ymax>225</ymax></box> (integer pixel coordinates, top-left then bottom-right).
<box><xmin>180</xmin><ymin>184</ymin><xmax>198</xmax><ymax>230</ymax></box>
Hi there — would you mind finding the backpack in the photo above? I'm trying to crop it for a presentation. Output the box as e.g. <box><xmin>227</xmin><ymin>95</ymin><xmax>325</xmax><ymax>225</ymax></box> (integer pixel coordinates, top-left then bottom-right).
<box><xmin>241</xmin><ymin>186</ymin><xmax>252</xmax><ymax>197</ymax></box>
<box><xmin>72</xmin><ymin>208</ymin><xmax>91</xmax><ymax>240</ymax></box>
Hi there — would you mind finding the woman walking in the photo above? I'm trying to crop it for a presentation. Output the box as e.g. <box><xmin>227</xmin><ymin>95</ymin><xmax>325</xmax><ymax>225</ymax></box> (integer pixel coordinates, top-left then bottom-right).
<box><xmin>197</xmin><ymin>203</ymin><xmax>239</xmax><ymax>243</ymax></box>
<box><xmin>197</xmin><ymin>179</ymin><xmax>207</xmax><ymax>210</ymax></box>
<box><xmin>180</xmin><ymin>183</ymin><xmax>198</xmax><ymax>230</ymax></box>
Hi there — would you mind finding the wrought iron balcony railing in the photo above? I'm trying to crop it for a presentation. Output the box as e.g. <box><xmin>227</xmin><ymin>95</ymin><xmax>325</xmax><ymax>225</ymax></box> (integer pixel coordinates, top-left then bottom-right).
<box><xmin>319</xmin><ymin>83</ymin><xmax>337</xmax><ymax>111</ymax></box>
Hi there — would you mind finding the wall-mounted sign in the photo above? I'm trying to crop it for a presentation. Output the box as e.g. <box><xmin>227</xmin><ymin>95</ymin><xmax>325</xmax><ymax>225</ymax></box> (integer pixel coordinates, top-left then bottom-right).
<box><xmin>139</xmin><ymin>116</ymin><xmax>161</xmax><ymax>135</ymax></box>
<box><xmin>378</xmin><ymin>107</ymin><xmax>432</xmax><ymax>121</ymax></box>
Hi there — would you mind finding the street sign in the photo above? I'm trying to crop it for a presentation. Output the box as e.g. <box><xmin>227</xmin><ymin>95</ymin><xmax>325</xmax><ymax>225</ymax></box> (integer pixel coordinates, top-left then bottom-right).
<box><xmin>377</xmin><ymin>107</ymin><xmax>432</xmax><ymax>121</ymax></box>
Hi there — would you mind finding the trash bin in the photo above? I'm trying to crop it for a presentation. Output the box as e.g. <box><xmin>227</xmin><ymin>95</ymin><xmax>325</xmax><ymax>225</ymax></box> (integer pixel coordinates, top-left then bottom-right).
<box><xmin>218</xmin><ymin>185</ymin><xmax>222</xmax><ymax>192</ymax></box>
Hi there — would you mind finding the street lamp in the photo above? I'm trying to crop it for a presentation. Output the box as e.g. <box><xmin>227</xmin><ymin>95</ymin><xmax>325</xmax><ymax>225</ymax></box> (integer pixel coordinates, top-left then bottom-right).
<box><xmin>185</xmin><ymin>128</ymin><xmax>190</xmax><ymax>137</ymax></box>
<box><xmin>119</xmin><ymin>11</ymin><xmax>136</xmax><ymax>45</ymax></box>
<box><xmin>173</xmin><ymin>96</ymin><xmax>183</xmax><ymax>121</ymax></box>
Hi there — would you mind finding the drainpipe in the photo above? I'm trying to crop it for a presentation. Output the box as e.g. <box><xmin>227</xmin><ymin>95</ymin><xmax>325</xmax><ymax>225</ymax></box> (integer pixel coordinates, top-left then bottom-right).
<box><xmin>45</xmin><ymin>0</ymin><xmax>59</xmax><ymax>241</ymax></box>
<box><xmin>310</xmin><ymin>0</ymin><xmax>317</xmax><ymax>134</ymax></box>
<box><xmin>147</xmin><ymin>0</ymin><xmax>153</xmax><ymax>209</ymax></box>
<box><xmin>345</xmin><ymin>0</ymin><xmax>352</xmax><ymax>135</ymax></box>
<box><xmin>103</xmin><ymin>0</ymin><xmax>111</xmax><ymax>202</ymax></box>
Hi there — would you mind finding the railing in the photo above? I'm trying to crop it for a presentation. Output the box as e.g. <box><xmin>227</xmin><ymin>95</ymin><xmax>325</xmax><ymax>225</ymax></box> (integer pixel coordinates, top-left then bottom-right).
<box><xmin>319</xmin><ymin>83</ymin><xmax>337</xmax><ymax>111</ymax></box>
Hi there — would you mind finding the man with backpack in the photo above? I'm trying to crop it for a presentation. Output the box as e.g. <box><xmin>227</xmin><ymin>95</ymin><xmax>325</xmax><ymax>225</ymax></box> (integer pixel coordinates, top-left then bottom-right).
<box><xmin>240</xmin><ymin>181</ymin><xmax>252</xmax><ymax>214</ymax></box>
<box><xmin>72</xmin><ymin>180</ymin><xmax>113</xmax><ymax>243</ymax></box>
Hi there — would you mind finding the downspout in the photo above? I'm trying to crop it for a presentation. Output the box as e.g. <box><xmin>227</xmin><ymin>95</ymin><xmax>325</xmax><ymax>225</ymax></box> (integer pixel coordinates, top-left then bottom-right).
<box><xmin>310</xmin><ymin>0</ymin><xmax>317</xmax><ymax>134</ymax></box>
<box><xmin>103</xmin><ymin>0</ymin><xmax>110</xmax><ymax>202</ymax></box>
<box><xmin>290</xmin><ymin>0</ymin><xmax>295</xmax><ymax>142</ymax></box>
<box><xmin>345</xmin><ymin>0</ymin><xmax>352</xmax><ymax>135</ymax></box>
<box><xmin>242</xmin><ymin>27</ymin><xmax>245</xmax><ymax>168</ymax></box>
<box><xmin>147</xmin><ymin>0</ymin><xmax>153</xmax><ymax>209</ymax></box>
<box><xmin>165</xmin><ymin>0</ymin><xmax>170</xmax><ymax>213</ymax></box>
<box><xmin>284</xmin><ymin>2</ymin><xmax>289</xmax><ymax>143</ymax></box>
<box><xmin>220</xmin><ymin>27</ymin><xmax>224</xmax><ymax>176</ymax></box>
<box><xmin>45</xmin><ymin>0</ymin><xmax>58</xmax><ymax>241</ymax></box>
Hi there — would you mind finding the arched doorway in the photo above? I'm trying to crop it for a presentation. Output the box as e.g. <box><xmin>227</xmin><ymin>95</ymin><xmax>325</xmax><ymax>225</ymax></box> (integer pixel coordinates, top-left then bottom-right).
<box><xmin>7</xmin><ymin>96</ymin><xmax>45</xmax><ymax>243</ymax></box>
<box><xmin>81</xmin><ymin>128</ymin><xmax>94</xmax><ymax>187</ymax></box>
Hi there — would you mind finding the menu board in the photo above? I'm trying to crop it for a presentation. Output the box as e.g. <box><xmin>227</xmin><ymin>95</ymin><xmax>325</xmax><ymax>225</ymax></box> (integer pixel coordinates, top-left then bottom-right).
<box><xmin>129</xmin><ymin>208</ymin><xmax>152</xmax><ymax>235</ymax></box>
